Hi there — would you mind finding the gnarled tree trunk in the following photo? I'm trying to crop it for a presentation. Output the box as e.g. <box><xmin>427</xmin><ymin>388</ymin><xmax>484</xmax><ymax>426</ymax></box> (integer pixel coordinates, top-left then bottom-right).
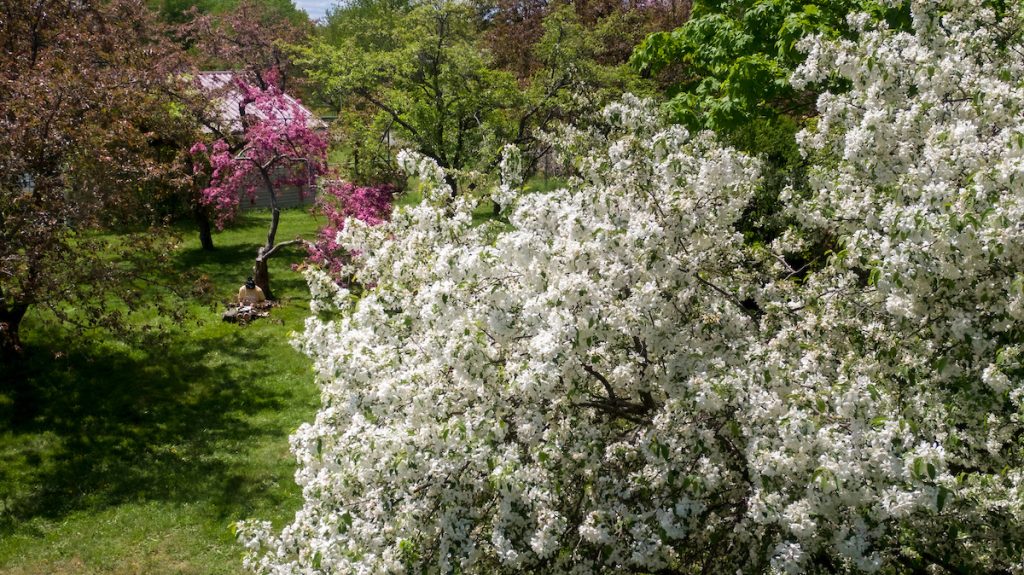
<box><xmin>254</xmin><ymin>166</ymin><xmax>281</xmax><ymax>300</ymax></box>
<box><xmin>195</xmin><ymin>205</ymin><xmax>215</xmax><ymax>251</ymax></box>
<box><xmin>253</xmin><ymin>245</ymin><xmax>273</xmax><ymax>300</ymax></box>
<box><xmin>248</xmin><ymin>161</ymin><xmax>310</xmax><ymax>301</ymax></box>
<box><xmin>0</xmin><ymin>300</ymin><xmax>28</xmax><ymax>360</ymax></box>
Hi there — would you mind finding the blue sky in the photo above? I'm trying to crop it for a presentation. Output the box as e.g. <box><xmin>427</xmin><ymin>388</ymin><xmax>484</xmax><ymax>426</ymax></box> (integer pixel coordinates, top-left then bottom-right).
<box><xmin>294</xmin><ymin>0</ymin><xmax>333</xmax><ymax>20</ymax></box>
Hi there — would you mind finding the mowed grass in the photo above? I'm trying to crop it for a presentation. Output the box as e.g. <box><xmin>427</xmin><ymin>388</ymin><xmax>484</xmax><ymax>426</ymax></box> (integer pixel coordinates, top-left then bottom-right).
<box><xmin>0</xmin><ymin>209</ymin><xmax>323</xmax><ymax>574</ymax></box>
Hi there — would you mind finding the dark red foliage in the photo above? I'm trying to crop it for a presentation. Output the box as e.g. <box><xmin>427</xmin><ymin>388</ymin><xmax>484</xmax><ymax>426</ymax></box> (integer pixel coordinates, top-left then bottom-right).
<box><xmin>182</xmin><ymin>0</ymin><xmax>312</xmax><ymax>93</ymax></box>
<box><xmin>1</xmin><ymin>0</ymin><xmax>194</xmax><ymax>357</ymax></box>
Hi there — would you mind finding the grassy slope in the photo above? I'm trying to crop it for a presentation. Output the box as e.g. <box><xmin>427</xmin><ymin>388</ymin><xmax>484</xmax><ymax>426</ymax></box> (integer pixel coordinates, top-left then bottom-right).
<box><xmin>0</xmin><ymin>210</ymin><xmax>322</xmax><ymax>574</ymax></box>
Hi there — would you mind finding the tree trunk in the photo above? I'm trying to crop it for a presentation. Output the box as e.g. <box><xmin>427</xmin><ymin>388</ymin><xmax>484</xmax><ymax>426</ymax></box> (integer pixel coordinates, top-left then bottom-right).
<box><xmin>250</xmin><ymin>205</ymin><xmax>281</xmax><ymax>300</ymax></box>
<box><xmin>255</xmin><ymin>165</ymin><xmax>281</xmax><ymax>299</ymax></box>
<box><xmin>444</xmin><ymin>173</ymin><xmax>459</xmax><ymax>203</ymax></box>
<box><xmin>0</xmin><ymin>302</ymin><xmax>28</xmax><ymax>359</ymax></box>
<box><xmin>195</xmin><ymin>206</ymin><xmax>215</xmax><ymax>251</ymax></box>
<box><xmin>265</xmin><ymin>206</ymin><xmax>281</xmax><ymax>250</ymax></box>
<box><xmin>253</xmin><ymin>248</ymin><xmax>272</xmax><ymax>301</ymax></box>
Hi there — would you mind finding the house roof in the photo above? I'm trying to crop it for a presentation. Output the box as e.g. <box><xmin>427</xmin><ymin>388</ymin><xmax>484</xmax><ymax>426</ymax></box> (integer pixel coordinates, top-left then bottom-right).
<box><xmin>195</xmin><ymin>71</ymin><xmax>327</xmax><ymax>134</ymax></box>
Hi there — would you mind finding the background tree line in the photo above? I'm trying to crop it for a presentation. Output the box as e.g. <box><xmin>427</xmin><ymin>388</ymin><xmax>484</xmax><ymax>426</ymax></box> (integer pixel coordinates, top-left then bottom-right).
<box><xmin>3</xmin><ymin>0</ymin><xmax>911</xmax><ymax>360</ymax></box>
<box><xmin>0</xmin><ymin>0</ymin><xmax>691</xmax><ymax>358</ymax></box>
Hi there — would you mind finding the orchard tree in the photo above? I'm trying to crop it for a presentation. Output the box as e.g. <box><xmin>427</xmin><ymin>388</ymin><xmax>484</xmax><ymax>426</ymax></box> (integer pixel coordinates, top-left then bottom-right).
<box><xmin>319</xmin><ymin>0</ymin><xmax>412</xmax><ymax>50</ymax></box>
<box><xmin>0</xmin><ymin>0</ymin><xmax>190</xmax><ymax>358</ymax></box>
<box><xmin>505</xmin><ymin>5</ymin><xmax>657</xmax><ymax>179</ymax></box>
<box><xmin>304</xmin><ymin>0</ymin><xmax>649</xmax><ymax>194</ymax></box>
<box><xmin>240</xmin><ymin>1</ymin><xmax>1024</xmax><ymax>573</ymax></box>
<box><xmin>480</xmin><ymin>0</ymin><xmax>691</xmax><ymax>79</ymax></box>
<box><xmin>184</xmin><ymin>0</ymin><xmax>312</xmax><ymax>92</ymax></box>
<box><xmin>173</xmin><ymin>0</ymin><xmax>313</xmax><ymax>252</ymax></box>
<box><xmin>299</xmin><ymin>0</ymin><xmax>519</xmax><ymax>191</ymax></box>
<box><xmin>190</xmin><ymin>76</ymin><xmax>327</xmax><ymax>299</ymax></box>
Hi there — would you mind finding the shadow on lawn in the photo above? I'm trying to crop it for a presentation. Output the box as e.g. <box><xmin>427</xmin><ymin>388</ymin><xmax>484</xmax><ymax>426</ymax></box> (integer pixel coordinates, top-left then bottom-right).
<box><xmin>176</xmin><ymin>243</ymin><xmax>258</xmax><ymax>296</ymax></box>
<box><xmin>176</xmin><ymin>242</ymin><xmax>313</xmax><ymax>301</ymax></box>
<box><xmin>0</xmin><ymin>325</ymin><xmax>298</xmax><ymax>533</ymax></box>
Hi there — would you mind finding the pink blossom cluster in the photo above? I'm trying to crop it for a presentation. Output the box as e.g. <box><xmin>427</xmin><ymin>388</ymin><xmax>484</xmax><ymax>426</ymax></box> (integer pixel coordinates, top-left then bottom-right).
<box><xmin>190</xmin><ymin>78</ymin><xmax>327</xmax><ymax>228</ymax></box>
<box><xmin>307</xmin><ymin>181</ymin><xmax>396</xmax><ymax>277</ymax></box>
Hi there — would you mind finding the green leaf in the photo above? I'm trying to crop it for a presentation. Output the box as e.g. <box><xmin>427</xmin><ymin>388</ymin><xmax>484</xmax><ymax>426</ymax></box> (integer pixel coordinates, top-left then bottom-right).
<box><xmin>656</xmin><ymin>441</ymin><xmax>670</xmax><ymax>460</ymax></box>
<box><xmin>937</xmin><ymin>486</ymin><xmax>952</xmax><ymax>512</ymax></box>
<box><xmin>339</xmin><ymin>511</ymin><xmax>355</xmax><ymax>533</ymax></box>
<box><xmin>867</xmin><ymin>384</ymin><xmax>881</xmax><ymax>401</ymax></box>
<box><xmin>867</xmin><ymin>267</ymin><xmax>881</xmax><ymax>286</ymax></box>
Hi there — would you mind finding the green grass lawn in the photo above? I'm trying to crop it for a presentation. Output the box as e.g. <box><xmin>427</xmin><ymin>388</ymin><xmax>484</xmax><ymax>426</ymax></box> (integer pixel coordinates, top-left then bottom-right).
<box><xmin>0</xmin><ymin>209</ymin><xmax>323</xmax><ymax>574</ymax></box>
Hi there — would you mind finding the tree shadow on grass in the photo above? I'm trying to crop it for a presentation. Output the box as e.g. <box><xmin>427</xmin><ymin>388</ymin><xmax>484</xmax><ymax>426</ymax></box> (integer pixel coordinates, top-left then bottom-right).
<box><xmin>176</xmin><ymin>241</ymin><xmax>312</xmax><ymax>302</ymax></box>
<box><xmin>175</xmin><ymin>243</ymin><xmax>257</xmax><ymax>287</ymax></box>
<box><xmin>172</xmin><ymin>211</ymin><xmax>276</xmax><ymax>238</ymax></box>
<box><xmin>0</xmin><ymin>323</ymin><xmax>302</xmax><ymax>533</ymax></box>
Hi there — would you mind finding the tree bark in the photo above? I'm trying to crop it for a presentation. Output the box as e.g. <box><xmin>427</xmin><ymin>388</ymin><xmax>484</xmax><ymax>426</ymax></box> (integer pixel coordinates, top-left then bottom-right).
<box><xmin>265</xmin><ymin>205</ymin><xmax>281</xmax><ymax>251</ymax></box>
<box><xmin>251</xmin><ymin>238</ymin><xmax>306</xmax><ymax>302</ymax></box>
<box><xmin>254</xmin><ymin>164</ymin><xmax>281</xmax><ymax>300</ymax></box>
<box><xmin>0</xmin><ymin>301</ymin><xmax>29</xmax><ymax>359</ymax></box>
<box><xmin>253</xmin><ymin>247</ymin><xmax>272</xmax><ymax>301</ymax></box>
<box><xmin>251</xmin><ymin>204</ymin><xmax>281</xmax><ymax>300</ymax></box>
<box><xmin>195</xmin><ymin>205</ymin><xmax>215</xmax><ymax>251</ymax></box>
<box><xmin>444</xmin><ymin>173</ymin><xmax>459</xmax><ymax>203</ymax></box>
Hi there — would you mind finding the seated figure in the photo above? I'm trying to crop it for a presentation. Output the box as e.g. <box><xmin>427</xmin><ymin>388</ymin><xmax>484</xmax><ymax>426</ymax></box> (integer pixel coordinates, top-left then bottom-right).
<box><xmin>238</xmin><ymin>276</ymin><xmax>266</xmax><ymax>305</ymax></box>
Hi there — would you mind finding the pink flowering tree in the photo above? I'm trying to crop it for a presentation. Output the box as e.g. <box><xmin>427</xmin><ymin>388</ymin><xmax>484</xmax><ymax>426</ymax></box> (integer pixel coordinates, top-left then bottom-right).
<box><xmin>306</xmin><ymin>181</ymin><xmax>396</xmax><ymax>280</ymax></box>
<box><xmin>190</xmin><ymin>75</ymin><xmax>327</xmax><ymax>299</ymax></box>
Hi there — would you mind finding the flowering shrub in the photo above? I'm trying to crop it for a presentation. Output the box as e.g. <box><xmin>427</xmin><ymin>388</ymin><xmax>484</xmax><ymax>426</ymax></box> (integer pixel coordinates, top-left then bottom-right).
<box><xmin>240</xmin><ymin>2</ymin><xmax>1024</xmax><ymax>573</ymax></box>
<box><xmin>190</xmin><ymin>78</ymin><xmax>327</xmax><ymax>228</ymax></box>
<box><xmin>190</xmin><ymin>75</ymin><xmax>328</xmax><ymax>297</ymax></box>
<box><xmin>307</xmin><ymin>181</ymin><xmax>396</xmax><ymax>278</ymax></box>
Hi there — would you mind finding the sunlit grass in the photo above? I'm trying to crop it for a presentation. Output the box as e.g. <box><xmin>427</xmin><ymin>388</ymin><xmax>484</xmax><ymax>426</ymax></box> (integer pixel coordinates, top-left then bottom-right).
<box><xmin>0</xmin><ymin>209</ymin><xmax>322</xmax><ymax>574</ymax></box>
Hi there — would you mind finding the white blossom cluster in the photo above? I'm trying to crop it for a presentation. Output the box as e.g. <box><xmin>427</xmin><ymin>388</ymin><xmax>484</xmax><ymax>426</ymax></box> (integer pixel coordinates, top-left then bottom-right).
<box><xmin>240</xmin><ymin>2</ymin><xmax>1024</xmax><ymax>572</ymax></box>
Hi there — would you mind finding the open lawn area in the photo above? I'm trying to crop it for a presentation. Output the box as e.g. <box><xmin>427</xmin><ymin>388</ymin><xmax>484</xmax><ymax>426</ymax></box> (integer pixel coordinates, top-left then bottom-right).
<box><xmin>0</xmin><ymin>210</ymin><xmax>323</xmax><ymax>574</ymax></box>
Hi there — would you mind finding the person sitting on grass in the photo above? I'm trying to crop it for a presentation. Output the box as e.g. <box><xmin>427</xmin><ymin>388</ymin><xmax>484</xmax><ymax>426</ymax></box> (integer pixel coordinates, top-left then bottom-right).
<box><xmin>238</xmin><ymin>276</ymin><xmax>266</xmax><ymax>306</ymax></box>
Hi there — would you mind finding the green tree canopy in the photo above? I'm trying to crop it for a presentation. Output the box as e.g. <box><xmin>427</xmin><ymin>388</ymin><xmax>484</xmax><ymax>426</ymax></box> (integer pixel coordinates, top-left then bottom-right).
<box><xmin>305</xmin><ymin>0</ymin><xmax>649</xmax><ymax>190</ymax></box>
<box><xmin>300</xmin><ymin>0</ymin><xmax>519</xmax><ymax>188</ymax></box>
<box><xmin>631</xmin><ymin>0</ymin><xmax>911</xmax><ymax>132</ymax></box>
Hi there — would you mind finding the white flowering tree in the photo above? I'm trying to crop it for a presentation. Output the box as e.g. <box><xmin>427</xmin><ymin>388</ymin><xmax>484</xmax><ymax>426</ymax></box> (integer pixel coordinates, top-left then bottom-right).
<box><xmin>240</xmin><ymin>1</ymin><xmax>1024</xmax><ymax>573</ymax></box>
